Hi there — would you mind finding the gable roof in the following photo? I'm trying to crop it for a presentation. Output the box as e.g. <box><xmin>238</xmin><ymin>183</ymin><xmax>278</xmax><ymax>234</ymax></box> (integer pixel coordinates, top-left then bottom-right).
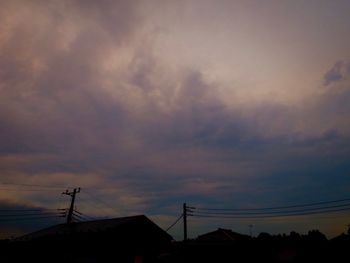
<box><xmin>17</xmin><ymin>215</ymin><xmax>172</xmax><ymax>242</ymax></box>
<box><xmin>197</xmin><ymin>228</ymin><xmax>250</xmax><ymax>243</ymax></box>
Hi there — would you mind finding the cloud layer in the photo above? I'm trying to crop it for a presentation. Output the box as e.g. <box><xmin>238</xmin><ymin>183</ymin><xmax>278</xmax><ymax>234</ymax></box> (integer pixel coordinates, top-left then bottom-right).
<box><xmin>1</xmin><ymin>0</ymin><xmax>350</xmax><ymax>238</ymax></box>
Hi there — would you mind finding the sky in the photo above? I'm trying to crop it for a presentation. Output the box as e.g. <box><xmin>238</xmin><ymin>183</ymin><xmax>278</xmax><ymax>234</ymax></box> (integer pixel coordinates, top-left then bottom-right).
<box><xmin>0</xmin><ymin>0</ymin><xmax>350</xmax><ymax>240</ymax></box>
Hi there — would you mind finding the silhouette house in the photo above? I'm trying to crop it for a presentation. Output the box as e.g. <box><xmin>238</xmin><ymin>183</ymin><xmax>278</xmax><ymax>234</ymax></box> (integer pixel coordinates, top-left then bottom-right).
<box><xmin>197</xmin><ymin>228</ymin><xmax>251</xmax><ymax>243</ymax></box>
<box><xmin>164</xmin><ymin>228</ymin><xmax>253</xmax><ymax>263</ymax></box>
<box><xmin>7</xmin><ymin>215</ymin><xmax>172</xmax><ymax>263</ymax></box>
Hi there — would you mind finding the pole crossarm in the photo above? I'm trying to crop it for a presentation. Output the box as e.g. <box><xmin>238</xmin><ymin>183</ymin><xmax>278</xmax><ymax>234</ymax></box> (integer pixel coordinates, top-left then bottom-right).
<box><xmin>62</xmin><ymin>187</ymin><xmax>81</xmax><ymax>224</ymax></box>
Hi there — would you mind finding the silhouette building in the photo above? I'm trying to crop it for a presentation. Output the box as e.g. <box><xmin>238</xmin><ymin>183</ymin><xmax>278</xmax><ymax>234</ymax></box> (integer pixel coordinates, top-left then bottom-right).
<box><xmin>5</xmin><ymin>215</ymin><xmax>172</xmax><ymax>263</ymax></box>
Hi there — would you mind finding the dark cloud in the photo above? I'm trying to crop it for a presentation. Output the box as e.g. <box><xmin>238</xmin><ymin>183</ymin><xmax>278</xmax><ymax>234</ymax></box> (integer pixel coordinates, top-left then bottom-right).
<box><xmin>0</xmin><ymin>200</ymin><xmax>64</xmax><ymax>239</ymax></box>
<box><xmin>0</xmin><ymin>0</ymin><xmax>350</xmax><ymax>239</ymax></box>
<box><xmin>0</xmin><ymin>0</ymin><xmax>139</xmax><ymax>158</ymax></box>
<box><xmin>324</xmin><ymin>59</ymin><xmax>350</xmax><ymax>86</ymax></box>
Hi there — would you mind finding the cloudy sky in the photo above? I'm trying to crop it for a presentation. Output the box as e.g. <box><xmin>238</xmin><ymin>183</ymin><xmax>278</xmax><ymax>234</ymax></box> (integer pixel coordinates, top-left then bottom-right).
<box><xmin>1</xmin><ymin>0</ymin><xmax>350</xmax><ymax>239</ymax></box>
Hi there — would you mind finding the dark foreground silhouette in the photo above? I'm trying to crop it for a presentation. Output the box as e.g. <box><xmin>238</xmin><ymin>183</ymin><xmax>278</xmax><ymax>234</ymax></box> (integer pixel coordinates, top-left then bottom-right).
<box><xmin>161</xmin><ymin>229</ymin><xmax>350</xmax><ymax>263</ymax></box>
<box><xmin>1</xmin><ymin>216</ymin><xmax>349</xmax><ymax>263</ymax></box>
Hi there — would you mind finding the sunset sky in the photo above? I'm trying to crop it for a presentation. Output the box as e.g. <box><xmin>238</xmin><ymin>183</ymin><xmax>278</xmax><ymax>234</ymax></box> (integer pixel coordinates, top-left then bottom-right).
<box><xmin>1</xmin><ymin>0</ymin><xmax>350</xmax><ymax>240</ymax></box>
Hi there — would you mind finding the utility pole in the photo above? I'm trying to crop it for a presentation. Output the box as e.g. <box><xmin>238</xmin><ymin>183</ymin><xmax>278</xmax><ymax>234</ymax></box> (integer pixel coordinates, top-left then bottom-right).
<box><xmin>183</xmin><ymin>203</ymin><xmax>195</xmax><ymax>241</ymax></box>
<box><xmin>62</xmin><ymin>187</ymin><xmax>80</xmax><ymax>224</ymax></box>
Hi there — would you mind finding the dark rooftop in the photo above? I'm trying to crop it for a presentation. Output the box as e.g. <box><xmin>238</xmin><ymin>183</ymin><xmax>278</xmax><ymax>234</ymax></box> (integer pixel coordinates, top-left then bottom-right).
<box><xmin>16</xmin><ymin>215</ymin><xmax>172</xmax><ymax>242</ymax></box>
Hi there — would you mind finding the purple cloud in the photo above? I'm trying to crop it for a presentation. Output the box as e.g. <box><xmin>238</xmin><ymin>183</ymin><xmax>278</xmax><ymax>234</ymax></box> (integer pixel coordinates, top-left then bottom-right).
<box><xmin>0</xmin><ymin>0</ymin><xmax>350</xmax><ymax>239</ymax></box>
<box><xmin>324</xmin><ymin>60</ymin><xmax>350</xmax><ymax>86</ymax></box>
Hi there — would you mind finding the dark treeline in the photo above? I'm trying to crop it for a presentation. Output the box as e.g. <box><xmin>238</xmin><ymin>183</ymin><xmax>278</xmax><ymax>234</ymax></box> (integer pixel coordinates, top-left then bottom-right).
<box><xmin>162</xmin><ymin>229</ymin><xmax>350</xmax><ymax>263</ymax></box>
<box><xmin>0</xmin><ymin>227</ymin><xmax>349</xmax><ymax>262</ymax></box>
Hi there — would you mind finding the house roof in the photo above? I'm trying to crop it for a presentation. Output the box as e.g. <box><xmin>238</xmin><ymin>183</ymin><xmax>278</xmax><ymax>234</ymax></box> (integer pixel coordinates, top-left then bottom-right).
<box><xmin>16</xmin><ymin>215</ymin><xmax>173</xmax><ymax>242</ymax></box>
<box><xmin>197</xmin><ymin>228</ymin><xmax>251</xmax><ymax>243</ymax></box>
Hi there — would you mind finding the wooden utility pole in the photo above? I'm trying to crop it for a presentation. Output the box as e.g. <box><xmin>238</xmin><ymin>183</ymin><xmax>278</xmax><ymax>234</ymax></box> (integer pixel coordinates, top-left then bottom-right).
<box><xmin>183</xmin><ymin>203</ymin><xmax>187</xmax><ymax>241</ymax></box>
<box><xmin>183</xmin><ymin>203</ymin><xmax>195</xmax><ymax>241</ymax></box>
<box><xmin>62</xmin><ymin>187</ymin><xmax>80</xmax><ymax>224</ymax></box>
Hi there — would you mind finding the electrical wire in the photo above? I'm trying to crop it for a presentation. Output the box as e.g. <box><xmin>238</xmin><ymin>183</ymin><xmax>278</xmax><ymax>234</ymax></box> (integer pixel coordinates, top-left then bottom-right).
<box><xmin>72</xmin><ymin>212</ymin><xmax>86</xmax><ymax>221</ymax></box>
<box><xmin>73</xmin><ymin>210</ymin><xmax>96</xmax><ymax>221</ymax></box>
<box><xmin>191</xmin><ymin>206</ymin><xmax>350</xmax><ymax>219</ymax></box>
<box><xmin>79</xmin><ymin>193</ymin><xmax>115</xmax><ymax>218</ymax></box>
<box><xmin>0</xmin><ymin>212</ymin><xmax>61</xmax><ymax>217</ymax></box>
<box><xmin>0</xmin><ymin>188</ymin><xmax>57</xmax><ymax>192</ymax></box>
<box><xmin>0</xmin><ymin>182</ymin><xmax>70</xmax><ymax>189</ymax></box>
<box><xmin>192</xmin><ymin>202</ymin><xmax>350</xmax><ymax>216</ymax></box>
<box><xmin>195</xmin><ymin>197</ymin><xmax>350</xmax><ymax>212</ymax></box>
<box><xmin>78</xmin><ymin>194</ymin><xmax>110</xmax><ymax>214</ymax></box>
<box><xmin>81</xmin><ymin>190</ymin><xmax>119</xmax><ymax>215</ymax></box>
<box><xmin>0</xmin><ymin>215</ymin><xmax>62</xmax><ymax>222</ymax></box>
<box><xmin>166</xmin><ymin>214</ymin><xmax>183</xmax><ymax>232</ymax></box>
<box><xmin>73</xmin><ymin>209</ymin><xmax>95</xmax><ymax>220</ymax></box>
<box><xmin>0</xmin><ymin>208</ymin><xmax>57</xmax><ymax>212</ymax></box>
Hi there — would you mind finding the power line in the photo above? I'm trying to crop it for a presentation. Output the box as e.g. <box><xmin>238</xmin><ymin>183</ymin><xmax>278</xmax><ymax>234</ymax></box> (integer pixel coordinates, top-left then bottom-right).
<box><xmin>0</xmin><ymin>212</ymin><xmax>61</xmax><ymax>217</ymax></box>
<box><xmin>81</xmin><ymin>190</ymin><xmax>119</xmax><ymax>215</ymax></box>
<box><xmin>73</xmin><ymin>209</ymin><xmax>96</xmax><ymax>221</ymax></box>
<box><xmin>0</xmin><ymin>182</ymin><xmax>70</xmax><ymax>189</ymax></box>
<box><xmin>58</xmin><ymin>192</ymin><xmax>68</xmax><ymax>211</ymax></box>
<box><xmin>0</xmin><ymin>208</ymin><xmax>57</xmax><ymax>212</ymax></box>
<box><xmin>78</xmin><ymin>193</ymin><xmax>111</xmax><ymax>215</ymax></box>
<box><xmin>0</xmin><ymin>182</ymin><xmax>123</xmax><ymax>191</ymax></box>
<box><xmin>193</xmin><ymin>203</ymin><xmax>350</xmax><ymax>216</ymax></box>
<box><xmin>166</xmin><ymin>214</ymin><xmax>183</xmax><ymax>232</ymax></box>
<box><xmin>191</xmin><ymin>207</ymin><xmax>350</xmax><ymax>219</ymax></box>
<box><xmin>195</xmin><ymin>197</ymin><xmax>350</xmax><ymax>212</ymax></box>
<box><xmin>0</xmin><ymin>188</ymin><xmax>57</xmax><ymax>192</ymax></box>
<box><xmin>73</xmin><ymin>209</ymin><xmax>83</xmax><ymax>215</ymax></box>
<box><xmin>72</xmin><ymin>212</ymin><xmax>86</xmax><ymax>221</ymax></box>
<box><xmin>0</xmin><ymin>215</ymin><xmax>62</xmax><ymax>222</ymax></box>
